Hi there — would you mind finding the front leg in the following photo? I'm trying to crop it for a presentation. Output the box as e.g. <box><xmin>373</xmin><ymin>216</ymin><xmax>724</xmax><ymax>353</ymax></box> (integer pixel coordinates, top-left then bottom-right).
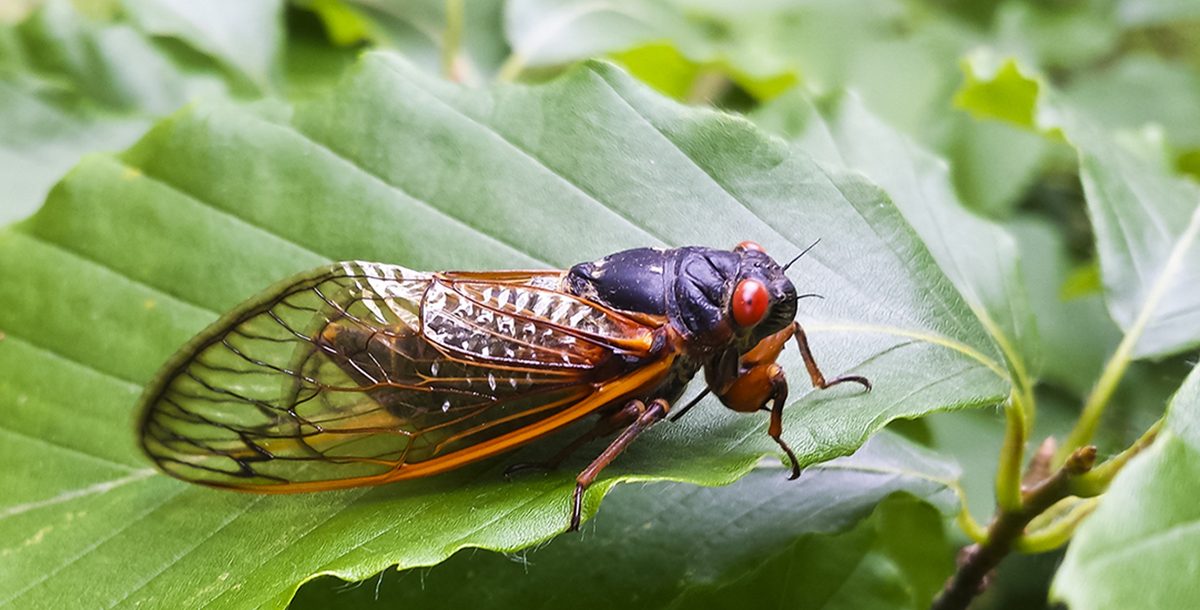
<box><xmin>714</xmin><ymin>362</ymin><xmax>802</xmax><ymax>479</ymax></box>
<box><xmin>713</xmin><ymin>322</ymin><xmax>871</xmax><ymax>479</ymax></box>
<box><xmin>791</xmin><ymin>322</ymin><xmax>871</xmax><ymax>391</ymax></box>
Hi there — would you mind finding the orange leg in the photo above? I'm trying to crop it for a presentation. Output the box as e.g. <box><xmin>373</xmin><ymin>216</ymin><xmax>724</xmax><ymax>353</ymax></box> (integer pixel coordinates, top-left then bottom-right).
<box><xmin>716</xmin><ymin>361</ymin><xmax>803</xmax><ymax>478</ymax></box>
<box><xmin>712</xmin><ymin>322</ymin><xmax>871</xmax><ymax>478</ymax></box>
<box><xmin>791</xmin><ymin>322</ymin><xmax>871</xmax><ymax>391</ymax></box>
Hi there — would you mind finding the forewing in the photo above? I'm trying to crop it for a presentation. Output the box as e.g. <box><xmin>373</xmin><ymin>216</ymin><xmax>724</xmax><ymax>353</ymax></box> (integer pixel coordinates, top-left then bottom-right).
<box><xmin>137</xmin><ymin>261</ymin><xmax>665</xmax><ymax>492</ymax></box>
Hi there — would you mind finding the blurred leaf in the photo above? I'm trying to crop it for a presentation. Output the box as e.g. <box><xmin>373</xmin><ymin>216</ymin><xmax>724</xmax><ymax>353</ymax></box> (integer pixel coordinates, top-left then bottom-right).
<box><xmin>305</xmin><ymin>0</ymin><xmax>372</xmax><ymax>46</ymax></box>
<box><xmin>1117</xmin><ymin>0</ymin><xmax>1200</xmax><ymax>25</ymax></box>
<box><xmin>1060</xmin><ymin>260</ymin><xmax>1103</xmax><ymax>301</ymax></box>
<box><xmin>291</xmin><ymin>433</ymin><xmax>958</xmax><ymax>610</ymax></box>
<box><xmin>119</xmin><ymin>0</ymin><xmax>285</xmax><ymax>91</ymax></box>
<box><xmin>0</xmin><ymin>54</ymin><xmax>1008</xmax><ymax>607</ymax></box>
<box><xmin>1010</xmin><ymin>218</ymin><xmax>1119</xmax><ymax>397</ymax></box>
<box><xmin>1063</xmin><ymin>54</ymin><xmax>1200</xmax><ymax>150</ymax></box>
<box><xmin>2</xmin><ymin>0</ymin><xmax>240</xmax><ymax>113</ymax></box>
<box><xmin>0</xmin><ymin>0</ymin><xmax>241</xmax><ymax>224</ymax></box>
<box><xmin>281</xmin><ymin>7</ymin><xmax>362</xmax><ymax>99</ymax></box>
<box><xmin>754</xmin><ymin>89</ymin><xmax>1037</xmax><ymax>382</ymax></box>
<box><xmin>608</xmin><ymin>42</ymin><xmax>706</xmax><ymax>99</ymax></box>
<box><xmin>992</xmin><ymin>2</ymin><xmax>1120</xmax><ymax>71</ymax></box>
<box><xmin>500</xmin><ymin>0</ymin><xmax>699</xmax><ymax>80</ymax></box>
<box><xmin>959</xmin><ymin>53</ymin><xmax>1200</xmax><ymax>360</ymax></box>
<box><xmin>0</xmin><ymin>77</ymin><xmax>148</xmax><ymax>225</ymax></box>
<box><xmin>943</xmin><ymin>114</ymin><xmax>1052</xmax><ymax>218</ymax></box>
<box><xmin>306</xmin><ymin>0</ymin><xmax>508</xmax><ymax>84</ymax></box>
<box><xmin>1053</xmin><ymin>362</ymin><xmax>1200</xmax><ymax>608</ymax></box>
<box><xmin>955</xmin><ymin>57</ymin><xmax>1040</xmax><ymax>129</ymax></box>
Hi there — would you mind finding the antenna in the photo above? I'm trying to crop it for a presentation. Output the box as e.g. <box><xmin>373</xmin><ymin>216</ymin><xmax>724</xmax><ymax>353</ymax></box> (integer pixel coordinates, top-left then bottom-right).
<box><xmin>782</xmin><ymin>238</ymin><xmax>821</xmax><ymax>272</ymax></box>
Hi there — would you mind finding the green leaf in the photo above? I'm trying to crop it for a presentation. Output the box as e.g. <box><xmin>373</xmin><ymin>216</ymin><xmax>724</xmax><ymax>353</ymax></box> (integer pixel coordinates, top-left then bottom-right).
<box><xmin>1063</xmin><ymin>54</ymin><xmax>1200</xmax><ymax>151</ymax></box>
<box><xmin>0</xmin><ymin>54</ymin><xmax>1006</xmax><ymax>607</ymax></box>
<box><xmin>500</xmin><ymin>0</ymin><xmax>700</xmax><ymax>81</ymax></box>
<box><xmin>2</xmin><ymin>0</ymin><xmax>241</xmax><ymax>113</ymax></box>
<box><xmin>753</xmin><ymin>89</ymin><xmax>1037</xmax><ymax>385</ymax></box>
<box><xmin>0</xmin><ymin>77</ymin><xmax>148</xmax><ymax>225</ymax></box>
<box><xmin>676</xmin><ymin>496</ymin><xmax>952</xmax><ymax>610</ymax></box>
<box><xmin>291</xmin><ymin>432</ymin><xmax>958</xmax><ymax>609</ymax></box>
<box><xmin>1052</xmin><ymin>362</ymin><xmax>1200</xmax><ymax>608</ymax></box>
<box><xmin>943</xmin><ymin>113</ymin><xmax>1052</xmax><ymax>218</ymax></box>
<box><xmin>1009</xmin><ymin>218</ymin><xmax>1120</xmax><ymax>397</ymax></box>
<box><xmin>309</xmin><ymin>0</ymin><xmax>509</xmax><ymax>84</ymax></box>
<box><xmin>959</xmin><ymin>53</ymin><xmax>1200</xmax><ymax>360</ymax></box>
<box><xmin>119</xmin><ymin>0</ymin><xmax>285</xmax><ymax>91</ymax></box>
<box><xmin>0</xmin><ymin>0</ymin><xmax>258</xmax><ymax>224</ymax></box>
<box><xmin>992</xmin><ymin>2</ymin><xmax>1120</xmax><ymax>71</ymax></box>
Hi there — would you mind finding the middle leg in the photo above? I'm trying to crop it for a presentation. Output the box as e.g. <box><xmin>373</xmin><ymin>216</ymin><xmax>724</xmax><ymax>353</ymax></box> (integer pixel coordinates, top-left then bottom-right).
<box><xmin>568</xmin><ymin>398</ymin><xmax>669</xmax><ymax>531</ymax></box>
<box><xmin>504</xmin><ymin>399</ymin><xmax>645</xmax><ymax>478</ymax></box>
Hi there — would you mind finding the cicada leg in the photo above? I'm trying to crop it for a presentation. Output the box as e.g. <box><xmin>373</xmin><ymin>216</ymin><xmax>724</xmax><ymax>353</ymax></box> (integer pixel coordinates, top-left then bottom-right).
<box><xmin>710</xmin><ymin>321</ymin><xmax>871</xmax><ymax>479</ymax></box>
<box><xmin>503</xmin><ymin>401</ymin><xmax>643</xmax><ymax>479</ymax></box>
<box><xmin>789</xmin><ymin>322</ymin><xmax>871</xmax><ymax>392</ymax></box>
<box><xmin>568</xmin><ymin>398</ymin><xmax>669</xmax><ymax>531</ymax></box>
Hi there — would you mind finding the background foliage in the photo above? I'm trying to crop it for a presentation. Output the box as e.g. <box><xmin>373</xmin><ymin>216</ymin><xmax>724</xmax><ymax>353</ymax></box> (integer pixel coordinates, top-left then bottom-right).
<box><xmin>1</xmin><ymin>1</ymin><xmax>1198</xmax><ymax>609</ymax></box>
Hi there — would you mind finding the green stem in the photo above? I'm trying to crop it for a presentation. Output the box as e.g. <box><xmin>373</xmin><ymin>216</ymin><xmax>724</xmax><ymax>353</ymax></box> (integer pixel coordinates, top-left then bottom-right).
<box><xmin>995</xmin><ymin>391</ymin><xmax>1028</xmax><ymax>512</ymax></box>
<box><xmin>1015</xmin><ymin>497</ymin><xmax>1100</xmax><ymax>553</ymax></box>
<box><xmin>955</xmin><ymin>496</ymin><xmax>989</xmax><ymax>544</ymax></box>
<box><xmin>1071</xmin><ymin>418</ymin><xmax>1163</xmax><ymax>497</ymax></box>
<box><xmin>442</xmin><ymin>0</ymin><xmax>465</xmax><ymax>81</ymax></box>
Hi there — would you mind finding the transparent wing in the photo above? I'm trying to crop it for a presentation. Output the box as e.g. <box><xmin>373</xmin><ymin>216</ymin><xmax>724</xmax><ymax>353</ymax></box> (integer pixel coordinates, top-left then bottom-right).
<box><xmin>137</xmin><ymin>261</ymin><xmax>668</xmax><ymax>491</ymax></box>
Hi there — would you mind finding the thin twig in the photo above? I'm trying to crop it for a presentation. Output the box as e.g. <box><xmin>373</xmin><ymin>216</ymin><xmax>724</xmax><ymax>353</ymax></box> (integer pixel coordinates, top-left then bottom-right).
<box><xmin>931</xmin><ymin>446</ymin><xmax>1097</xmax><ymax>610</ymax></box>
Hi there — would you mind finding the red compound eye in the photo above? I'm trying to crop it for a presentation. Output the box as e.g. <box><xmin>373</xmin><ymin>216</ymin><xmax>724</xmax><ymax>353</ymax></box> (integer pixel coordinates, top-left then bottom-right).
<box><xmin>736</xmin><ymin>240</ymin><xmax>766</xmax><ymax>253</ymax></box>
<box><xmin>732</xmin><ymin>279</ymin><xmax>769</xmax><ymax>327</ymax></box>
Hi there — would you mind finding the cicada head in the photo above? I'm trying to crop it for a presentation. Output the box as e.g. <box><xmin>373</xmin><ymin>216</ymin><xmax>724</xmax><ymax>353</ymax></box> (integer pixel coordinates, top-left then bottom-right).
<box><xmin>665</xmin><ymin>242</ymin><xmax>800</xmax><ymax>350</ymax></box>
<box><xmin>728</xmin><ymin>241</ymin><xmax>799</xmax><ymax>345</ymax></box>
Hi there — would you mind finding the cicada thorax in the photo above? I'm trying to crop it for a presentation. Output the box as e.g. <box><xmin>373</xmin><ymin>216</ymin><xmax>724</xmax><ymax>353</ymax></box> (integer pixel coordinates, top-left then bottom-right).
<box><xmin>564</xmin><ymin>246</ymin><xmax>795</xmax><ymax>356</ymax></box>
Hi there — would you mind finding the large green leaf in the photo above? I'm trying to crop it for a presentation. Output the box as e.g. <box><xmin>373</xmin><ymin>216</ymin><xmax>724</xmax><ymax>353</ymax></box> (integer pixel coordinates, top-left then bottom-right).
<box><xmin>753</xmin><ymin>89</ymin><xmax>1036</xmax><ymax>381</ymax></box>
<box><xmin>959</xmin><ymin>53</ymin><xmax>1200</xmax><ymax>360</ymax></box>
<box><xmin>292</xmin><ymin>432</ymin><xmax>957</xmax><ymax>609</ymax></box>
<box><xmin>0</xmin><ymin>53</ymin><xmax>1006</xmax><ymax>608</ymax></box>
<box><xmin>1052</xmin><ymin>362</ymin><xmax>1200</xmax><ymax>608</ymax></box>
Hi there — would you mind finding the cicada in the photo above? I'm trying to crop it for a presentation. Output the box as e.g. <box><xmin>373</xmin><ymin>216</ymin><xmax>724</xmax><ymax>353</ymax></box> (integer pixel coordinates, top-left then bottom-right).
<box><xmin>137</xmin><ymin>242</ymin><xmax>869</xmax><ymax>530</ymax></box>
